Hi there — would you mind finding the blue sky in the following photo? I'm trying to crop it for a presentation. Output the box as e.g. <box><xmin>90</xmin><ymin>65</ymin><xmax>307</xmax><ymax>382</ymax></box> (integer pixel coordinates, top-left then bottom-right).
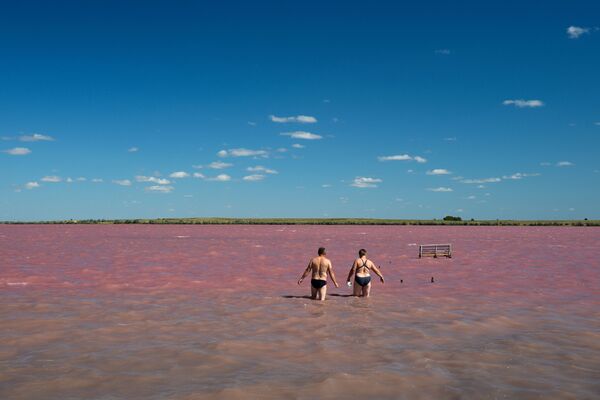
<box><xmin>1</xmin><ymin>0</ymin><xmax>599</xmax><ymax>221</ymax></box>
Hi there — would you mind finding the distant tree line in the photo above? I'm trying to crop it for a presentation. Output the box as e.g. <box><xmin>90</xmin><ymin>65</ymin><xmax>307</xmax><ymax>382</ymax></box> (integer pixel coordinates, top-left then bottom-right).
<box><xmin>1</xmin><ymin>217</ymin><xmax>598</xmax><ymax>226</ymax></box>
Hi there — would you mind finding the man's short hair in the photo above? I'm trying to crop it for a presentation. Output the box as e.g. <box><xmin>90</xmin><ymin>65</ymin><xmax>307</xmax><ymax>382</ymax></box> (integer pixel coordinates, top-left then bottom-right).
<box><xmin>359</xmin><ymin>249</ymin><xmax>367</xmax><ymax>257</ymax></box>
<box><xmin>318</xmin><ymin>247</ymin><xmax>326</xmax><ymax>255</ymax></box>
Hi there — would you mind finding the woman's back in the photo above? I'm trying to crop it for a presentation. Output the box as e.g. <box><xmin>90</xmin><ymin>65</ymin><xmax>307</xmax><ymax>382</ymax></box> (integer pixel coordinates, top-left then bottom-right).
<box><xmin>355</xmin><ymin>257</ymin><xmax>372</xmax><ymax>276</ymax></box>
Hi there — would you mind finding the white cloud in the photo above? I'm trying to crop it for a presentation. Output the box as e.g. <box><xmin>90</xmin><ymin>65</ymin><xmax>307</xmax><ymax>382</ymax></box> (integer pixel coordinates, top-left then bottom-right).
<box><xmin>243</xmin><ymin>174</ymin><xmax>265</xmax><ymax>181</ymax></box>
<box><xmin>208</xmin><ymin>174</ymin><xmax>231</xmax><ymax>182</ymax></box>
<box><xmin>322</xmin><ymin>184</ymin><xmax>332</xmax><ymax>188</ymax></box>
<box><xmin>378</xmin><ymin>154</ymin><xmax>412</xmax><ymax>161</ymax></box>
<box><xmin>426</xmin><ymin>169</ymin><xmax>451</xmax><ymax>175</ymax></box>
<box><xmin>460</xmin><ymin>177</ymin><xmax>501</xmax><ymax>184</ymax></box>
<box><xmin>41</xmin><ymin>175</ymin><xmax>62</xmax><ymax>183</ymax></box>
<box><xmin>113</xmin><ymin>179</ymin><xmax>132</xmax><ymax>186</ymax></box>
<box><xmin>270</xmin><ymin>115</ymin><xmax>317</xmax><ymax>123</ymax></box>
<box><xmin>567</xmin><ymin>26</ymin><xmax>589</xmax><ymax>39</ymax></box>
<box><xmin>128</xmin><ymin>147</ymin><xmax>139</xmax><ymax>152</ymax></box>
<box><xmin>292</xmin><ymin>143</ymin><xmax>305</xmax><ymax>149</ymax></box>
<box><xmin>3</xmin><ymin>147</ymin><xmax>31</xmax><ymax>155</ymax></box>
<box><xmin>218</xmin><ymin>148</ymin><xmax>268</xmax><ymax>157</ymax></box>
<box><xmin>169</xmin><ymin>171</ymin><xmax>190</xmax><ymax>178</ymax></box>
<box><xmin>76</xmin><ymin>177</ymin><xmax>86</xmax><ymax>182</ymax></box>
<box><xmin>297</xmin><ymin>115</ymin><xmax>318</xmax><ymax>123</ymax></box>
<box><xmin>91</xmin><ymin>178</ymin><xmax>103</xmax><ymax>183</ymax></box>
<box><xmin>19</xmin><ymin>133</ymin><xmax>54</xmax><ymax>142</ymax></box>
<box><xmin>145</xmin><ymin>185</ymin><xmax>174</xmax><ymax>193</ymax></box>
<box><xmin>247</xmin><ymin>121</ymin><xmax>257</xmax><ymax>126</ymax></box>
<box><xmin>351</xmin><ymin>177</ymin><xmax>382</xmax><ymax>188</ymax></box>
<box><xmin>135</xmin><ymin>176</ymin><xmax>171</xmax><ymax>185</ymax></box>
<box><xmin>556</xmin><ymin>161</ymin><xmax>574</xmax><ymax>167</ymax></box>
<box><xmin>24</xmin><ymin>181</ymin><xmax>40</xmax><ymax>189</ymax></box>
<box><xmin>435</xmin><ymin>49</ymin><xmax>451</xmax><ymax>55</ymax></box>
<box><xmin>444</xmin><ymin>137</ymin><xmax>457</xmax><ymax>141</ymax></box>
<box><xmin>281</xmin><ymin>131</ymin><xmax>322</xmax><ymax>140</ymax></box>
<box><xmin>543</xmin><ymin>161</ymin><xmax>575</xmax><ymax>167</ymax></box>
<box><xmin>208</xmin><ymin>161</ymin><xmax>233</xmax><ymax>169</ymax></box>
<box><xmin>503</xmin><ymin>99</ymin><xmax>544</xmax><ymax>108</ymax></box>
<box><xmin>502</xmin><ymin>172</ymin><xmax>540</xmax><ymax>180</ymax></box>
<box><xmin>247</xmin><ymin>166</ymin><xmax>277</xmax><ymax>174</ymax></box>
<box><xmin>467</xmin><ymin>195</ymin><xmax>476</xmax><ymax>199</ymax></box>
<box><xmin>594</xmin><ymin>122</ymin><xmax>600</xmax><ymax>126</ymax></box>
<box><xmin>193</xmin><ymin>172</ymin><xmax>205</xmax><ymax>179</ymax></box>
<box><xmin>378</xmin><ymin>154</ymin><xmax>427</xmax><ymax>163</ymax></box>
<box><xmin>427</xmin><ymin>187</ymin><xmax>453</xmax><ymax>192</ymax></box>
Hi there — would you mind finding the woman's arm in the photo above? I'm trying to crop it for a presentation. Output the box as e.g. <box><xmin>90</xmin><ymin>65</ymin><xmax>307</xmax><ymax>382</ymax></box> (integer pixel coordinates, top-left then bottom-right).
<box><xmin>370</xmin><ymin>262</ymin><xmax>385</xmax><ymax>283</ymax></box>
<box><xmin>346</xmin><ymin>260</ymin><xmax>357</xmax><ymax>283</ymax></box>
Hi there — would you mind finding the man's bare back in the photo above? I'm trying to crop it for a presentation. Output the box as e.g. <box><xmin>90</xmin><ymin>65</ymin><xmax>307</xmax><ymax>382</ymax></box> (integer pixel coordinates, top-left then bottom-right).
<box><xmin>308</xmin><ymin>256</ymin><xmax>331</xmax><ymax>280</ymax></box>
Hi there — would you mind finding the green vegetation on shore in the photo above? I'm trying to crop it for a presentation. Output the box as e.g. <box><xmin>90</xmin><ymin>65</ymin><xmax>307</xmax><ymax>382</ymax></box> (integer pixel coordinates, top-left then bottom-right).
<box><xmin>1</xmin><ymin>217</ymin><xmax>598</xmax><ymax>226</ymax></box>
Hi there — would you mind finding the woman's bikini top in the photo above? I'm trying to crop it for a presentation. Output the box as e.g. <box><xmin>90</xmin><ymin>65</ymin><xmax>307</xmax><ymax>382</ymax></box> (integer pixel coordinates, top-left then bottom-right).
<box><xmin>356</xmin><ymin>258</ymin><xmax>371</xmax><ymax>275</ymax></box>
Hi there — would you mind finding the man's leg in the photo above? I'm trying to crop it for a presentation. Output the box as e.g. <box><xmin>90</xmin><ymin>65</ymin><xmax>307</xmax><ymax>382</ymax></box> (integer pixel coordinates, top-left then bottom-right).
<box><xmin>311</xmin><ymin>285</ymin><xmax>317</xmax><ymax>299</ymax></box>
<box><xmin>318</xmin><ymin>285</ymin><xmax>327</xmax><ymax>301</ymax></box>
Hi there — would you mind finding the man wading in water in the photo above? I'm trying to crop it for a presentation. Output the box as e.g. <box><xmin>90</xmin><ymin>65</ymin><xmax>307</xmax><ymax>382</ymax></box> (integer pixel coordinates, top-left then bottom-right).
<box><xmin>297</xmin><ymin>247</ymin><xmax>339</xmax><ymax>301</ymax></box>
<box><xmin>346</xmin><ymin>248</ymin><xmax>385</xmax><ymax>297</ymax></box>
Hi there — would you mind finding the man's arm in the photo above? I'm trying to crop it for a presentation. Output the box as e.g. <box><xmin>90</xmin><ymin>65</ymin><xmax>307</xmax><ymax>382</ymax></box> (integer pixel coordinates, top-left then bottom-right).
<box><xmin>370</xmin><ymin>262</ymin><xmax>385</xmax><ymax>283</ymax></box>
<box><xmin>298</xmin><ymin>262</ymin><xmax>312</xmax><ymax>285</ymax></box>
<box><xmin>328</xmin><ymin>263</ymin><xmax>340</xmax><ymax>288</ymax></box>
<box><xmin>346</xmin><ymin>259</ymin><xmax>357</xmax><ymax>283</ymax></box>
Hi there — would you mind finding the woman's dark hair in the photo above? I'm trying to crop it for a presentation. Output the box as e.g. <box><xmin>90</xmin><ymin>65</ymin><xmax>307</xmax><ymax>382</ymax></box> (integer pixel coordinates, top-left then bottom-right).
<box><xmin>359</xmin><ymin>249</ymin><xmax>367</xmax><ymax>257</ymax></box>
<box><xmin>318</xmin><ymin>247</ymin><xmax>326</xmax><ymax>255</ymax></box>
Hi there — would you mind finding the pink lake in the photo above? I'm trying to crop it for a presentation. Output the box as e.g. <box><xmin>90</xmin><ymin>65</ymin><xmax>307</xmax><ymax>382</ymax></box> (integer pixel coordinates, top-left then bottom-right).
<box><xmin>1</xmin><ymin>225</ymin><xmax>599</xmax><ymax>399</ymax></box>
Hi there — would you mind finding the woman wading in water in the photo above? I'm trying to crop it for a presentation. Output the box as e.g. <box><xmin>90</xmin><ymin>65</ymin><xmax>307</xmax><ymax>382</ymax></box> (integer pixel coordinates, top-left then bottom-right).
<box><xmin>346</xmin><ymin>249</ymin><xmax>384</xmax><ymax>297</ymax></box>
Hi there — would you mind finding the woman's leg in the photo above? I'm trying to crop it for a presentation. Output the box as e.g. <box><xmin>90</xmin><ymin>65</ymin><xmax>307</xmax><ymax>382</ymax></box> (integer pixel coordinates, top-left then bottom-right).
<box><xmin>362</xmin><ymin>282</ymin><xmax>372</xmax><ymax>297</ymax></box>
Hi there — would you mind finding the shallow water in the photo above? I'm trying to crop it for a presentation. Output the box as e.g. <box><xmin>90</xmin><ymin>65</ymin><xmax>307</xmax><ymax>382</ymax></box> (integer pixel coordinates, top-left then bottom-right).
<box><xmin>1</xmin><ymin>225</ymin><xmax>599</xmax><ymax>399</ymax></box>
